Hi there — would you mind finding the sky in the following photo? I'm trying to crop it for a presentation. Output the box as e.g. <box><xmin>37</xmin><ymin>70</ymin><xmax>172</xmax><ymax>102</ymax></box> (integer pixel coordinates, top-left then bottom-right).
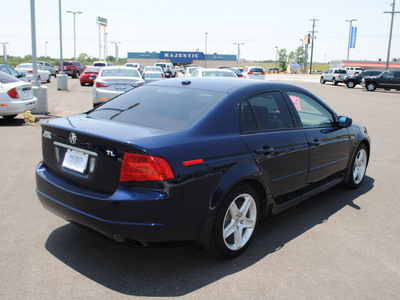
<box><xmin>0</xmin><ymin>0</ymin><xmax>399</xmax><ymax>63</ymax></box>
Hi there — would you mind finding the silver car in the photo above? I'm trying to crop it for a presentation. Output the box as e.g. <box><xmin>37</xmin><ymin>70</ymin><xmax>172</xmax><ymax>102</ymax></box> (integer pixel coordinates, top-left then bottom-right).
<box><xmin>93</xmin><ymin>66</ymin><xmax>145</xmax><ymax>107</ymax></box>
<box><xmin>142</xmin><ymin>66</ymin><xmax>165</xmax><ymax>83</ymax></box>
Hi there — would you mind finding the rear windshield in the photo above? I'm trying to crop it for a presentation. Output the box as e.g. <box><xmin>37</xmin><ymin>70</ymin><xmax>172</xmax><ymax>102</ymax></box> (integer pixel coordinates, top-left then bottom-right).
<box><xmin>335</xmin><ymin>69</ymin><xmax>346</xmax><ymax>74</ymax></box>
<box><xmin>202</xmin><ymin>71</ymin><xmax>236</xmax><ymax>77</ymax></box>
<box><xmin>155</xmin><ymin>63</ymin><xmax>167</xmax><ymax>68</ymax></box>
<box><xmin>93</xmin><ymin>62</ymin><xmax>106</xmax><ymax>67</ymax></box>
<box><xmin>100</xmin><ymin>68</ymin><xmax>140</xmax><ymax>77</ymax></box>
<box><xmin>88</xmin><ymin>86</ymin><xmax>225</xmax><ymax>131</ymax></box>
<box><xmin>85</xmin><ymin>68</ymin><xmax>100</xmax><ymax>73</ymax></box>
<box><xmin>250</xmin><ymin>67</ymin><xmax>264</xmax><ymax>73</ymax></box>
<box><xmin>144</xmin><ymin>67</ymin><xmax>162</xmax><ymax>72</ymax></box>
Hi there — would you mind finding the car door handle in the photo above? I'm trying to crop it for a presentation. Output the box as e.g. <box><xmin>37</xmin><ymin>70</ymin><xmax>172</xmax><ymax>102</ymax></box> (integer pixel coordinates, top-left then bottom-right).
<box><xmin>255</xmin><ymin>146</ymin><xmax>274</xmax><ymax>155</ymax></box>
<box><xmin>309</xmin><ymin>139</ymin><xmax>321</xmax><ymax>147</ymax></box>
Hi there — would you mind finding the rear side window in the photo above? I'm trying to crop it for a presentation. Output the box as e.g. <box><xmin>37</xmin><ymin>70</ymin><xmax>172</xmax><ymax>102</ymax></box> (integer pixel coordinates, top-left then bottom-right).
<box><xmin>63</xmin><ymin>62</ymin><xmax>72</xmax><ymax>66</ymax></box>
<box><xmin>88</xmin><ymin>86</ymin><xmax>225</xmax><ymax>131</ymax></box>
<box><xmin>240</xmin><ymin>91</ymin><xmax>295</xmax><ymax>133</ymax></box>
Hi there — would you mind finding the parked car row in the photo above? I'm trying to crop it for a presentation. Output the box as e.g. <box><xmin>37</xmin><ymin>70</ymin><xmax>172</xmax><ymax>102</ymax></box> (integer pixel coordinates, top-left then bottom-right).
<box><xmin>320</xmin><ymin>68</ymin><xmax>400</xmax><ymax>91</ymax></box>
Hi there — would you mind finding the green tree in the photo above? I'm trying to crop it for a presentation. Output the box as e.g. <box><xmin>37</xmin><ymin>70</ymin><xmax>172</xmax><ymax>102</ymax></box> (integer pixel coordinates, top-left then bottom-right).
<box><xmin>295</xmin><ymin>47</ymin><xmax>305</xmax><ymax>65</ymax></box>
<box><xmin>278</xmin><ymin>48</ymin><xmax>287</xmax><ymax>71</ymax></box>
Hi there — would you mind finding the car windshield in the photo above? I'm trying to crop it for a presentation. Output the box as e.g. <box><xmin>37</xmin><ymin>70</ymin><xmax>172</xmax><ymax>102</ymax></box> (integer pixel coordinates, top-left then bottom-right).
<box><xmin>250</xmin><ymin>67</ymin><xmax>264</xmax><ymax>72</ymax></box>
<box><xmin>88</xmin><ymin>86</ymin><xmax>225</xmax><ymax>131</ymax></box>
<box><xmin>100</xmin><ymin>68</ymin><xmax>140</xmax><ymax>77</ymax></box>
<box><xmin>155</xmin><ymin>64</ymin><xmax>167</xmax><ymax>68</ymax></box>
<box><xmin>17</xmin><ymin>64</ymin><xmax>32</xmax><ymax>69</ymax></box>
<box><xmin>201</xmin><ymin>71</ymin><xmax>236</xmax><ymax>77</ymax></box>
<box><xmin>144</xmin><ymin>67</ymin><xmax>162</xmax><ymax>72</ymax></box>
<box><xmin>0</xmin><ymin>71</ymin><xmax>20</xmax><ymax>83</ymax></box>
<box><xmin>85</xmin><ymin>68</ymin><xmax>100</xmax><ymax>73</ymax></box>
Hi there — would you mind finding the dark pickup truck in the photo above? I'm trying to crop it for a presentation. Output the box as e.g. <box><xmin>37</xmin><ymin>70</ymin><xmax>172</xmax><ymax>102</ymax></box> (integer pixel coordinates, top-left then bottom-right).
<box><xmin>362</xmin><ymin>70</ymin><xmax>400</xmax><ymax>91</ymax></box>
<box><xmin>343</xmin><ymin>70</ymin><xmax>383</xmax><ymax>88</ymax></box>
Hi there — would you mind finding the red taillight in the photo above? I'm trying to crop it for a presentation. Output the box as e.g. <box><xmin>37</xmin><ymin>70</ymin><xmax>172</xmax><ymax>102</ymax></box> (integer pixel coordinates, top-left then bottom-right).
<box><xmin>261</xmin><ymin>72</ymin><xmax>265</xmax><ymax>75</ymax></box>
<box><xmin>7</xmin><ymin>88</ymin><xmax>19</xmax><ymax>99</ymax></box>
<box><xmin>247</xmin><ymin>72</ymin><xmax>253</xmax><ymax>75</ymax></box>
<box><xmin>161</xmin><ymin>73</ymin><xmax>164</xmax><ymax>78</ymax></box>
<box><xmin>28</xmin><ymin>70</ymin><xmax>33</xmax><ymax>74</ymax></box>
<box><xmin>96</xmin><ymin>81</ymin><xmax>109</xmax><ymax>88</ymax></box>
<box><xmin>120</xmin><ymin>153</ymin><xmax>175</xmax><ymax>182</ymax></box>
<box><xmin>142</xmin><ymin>73</ymin><xmax>145</xmax><ymax>78</ymax></box>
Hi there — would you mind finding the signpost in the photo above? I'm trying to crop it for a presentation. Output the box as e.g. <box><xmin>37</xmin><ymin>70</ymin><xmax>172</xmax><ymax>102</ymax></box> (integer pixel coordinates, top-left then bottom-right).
<box><xmin>97</xmin><ymin>16</ymin><xmax>107</xmax><ymax>60</ymax></box>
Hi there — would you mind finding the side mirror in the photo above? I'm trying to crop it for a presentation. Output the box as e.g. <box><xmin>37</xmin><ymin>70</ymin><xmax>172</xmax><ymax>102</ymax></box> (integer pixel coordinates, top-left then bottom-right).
<box><xmin>338</xmin><ymin>116</ymin><xmax>352</xmax><ymax>128</ymax></box>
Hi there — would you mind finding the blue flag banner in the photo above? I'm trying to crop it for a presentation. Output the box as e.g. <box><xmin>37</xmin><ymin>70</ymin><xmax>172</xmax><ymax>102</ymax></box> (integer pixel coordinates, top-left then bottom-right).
<box><xmin>350</xmin><ymin>27</ymin><xmax>357</xmax><ymax>48</ymax></box>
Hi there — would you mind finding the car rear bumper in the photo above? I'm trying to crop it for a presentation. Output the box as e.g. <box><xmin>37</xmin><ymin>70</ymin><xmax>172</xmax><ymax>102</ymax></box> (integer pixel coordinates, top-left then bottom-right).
<box><xmin>0</xmin><ymin>97</ymin><xmax>37</xmax><ymax>116</ymax></box>
<box><xmin>35</xmin><ymin>162</ymin><xmax>211</xmax><ymax>244</ymax></box>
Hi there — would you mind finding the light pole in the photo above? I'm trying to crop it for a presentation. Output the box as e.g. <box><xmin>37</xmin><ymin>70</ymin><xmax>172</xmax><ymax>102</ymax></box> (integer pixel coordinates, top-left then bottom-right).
<box><xmin>345</xmin><ymin>19</ymin><xmax>357</xmax><ymax>70</ymax></box>
<box><xmin>0</xmin><ymin>42</ymin><xmax>8</xmax><ymax>63</ymax></box>
<box><xmin>66</xmin><ymin>10</ymin><xmax>82</xmax><ymax>60</ymax></box>
<box><xmin>384</xmin><ymin>0</ymin><xmax>400</xmax><ymax>70</ymax></box>
<box><xmin>111</xmin><ymin>41</ymin><xmax>121</xmax><ymax>63</ymax></box>
<box><xmin>233</xmin><ymin>42</ymin><xmax>244</xmax><ymax>67</ymax></box>
<box><xmin>45</xmin><ymin>41</ymin><xmax>48</xmax><ymax>58</ymax></box>
<box><xmin>275</xmin><ymin>46</ymin><xmax>278</xmax><ymax>68</ymax></box>
<box><xmin>205</xmin><ymin>32</ymin><xmax>208</xmax><ymax>68</ymax></box>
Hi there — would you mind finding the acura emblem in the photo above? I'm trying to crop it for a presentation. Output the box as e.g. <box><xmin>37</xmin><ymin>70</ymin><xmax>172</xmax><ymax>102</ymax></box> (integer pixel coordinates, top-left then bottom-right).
<box><xmin>69</xmin><ymin>133</ymin><xmax>77</xmax><ymax>144</ymax></box>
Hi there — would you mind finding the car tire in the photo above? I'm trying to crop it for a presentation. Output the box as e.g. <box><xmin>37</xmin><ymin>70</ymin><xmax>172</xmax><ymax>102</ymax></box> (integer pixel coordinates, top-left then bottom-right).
<box><xmin>80</xmin><ymin>82</ymin><xmax>85</xmax><ymax>86</ymax></box>
<box><xmin>212</xmin><ymin>185</ymin><xmax>259</xmax><ymax>258</ymax></box>
<box><xmin>47</xmin><ymin>75</ymin><xmax>51</xmax><ymax>83</ymax></box>
<box><xmin>366</xmin><ymin>82</ymin><xmax>376</xmax><ymax>91</ymax></box>
<box><xmin>75</xmin><ymin>72</ymin><xmax>80</xmax><ymax>79</ymax></box>
<box><xmin>346</xmin><ymin>81</ymin><xmax>355</xmax><ymax>88</ymax></box>
<box><xmin>332</xmin><ymin>78</ymin><xmax>338</xmax><ymax>85</ymax></box>
<box><xmin>320</xmin><ymin>77</ymin><xmax>325</xmax><ymax>84</ymax></box>
<box><xmin>343</xmin><ymin>144</ymin><xmax>368</xmax><ymax>189</ymax></box>
<box><xmin>3</xmin><ymin>114</ymin><xmax>17</xmax><ymax>119</ymax></box>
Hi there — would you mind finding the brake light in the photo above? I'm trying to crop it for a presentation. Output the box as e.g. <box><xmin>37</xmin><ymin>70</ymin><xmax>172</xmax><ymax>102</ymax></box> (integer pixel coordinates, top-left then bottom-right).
<box><xmin>261</xmin><ymin>72</ymin><xmax>265</xmax><ymax>75</ymax></box>
<box><xmin>247</xmin><ymin>72</ymin><xmax>253</xmax><ymax>75</ymax></box>
<box><xmin>28</xmin><ymin>71</ymin><xmax>33</xmax><ymax>74</ymax></box>
<box><xmin>161</xmin><ymin>73</ymin><xmax>164</xmax><ymax>78</ymax></box>
<box><xmin>120</xmin><ymin>153</ymin><xmax>175</xmax><ymax>182</ymax></box>
<box><xmin>7</xmin><ymin>88</ymin><xmax>19</xmax><ymax>99</ymax></box>
<box><xmin>142</xmin><ymin>73</ymin><xmax>145</xmax><ymax>78</ymax></box>
<box><xmin>96</xmin><ymin>81</ymin><xmax>109</xmax><ymax>88</ymax></box>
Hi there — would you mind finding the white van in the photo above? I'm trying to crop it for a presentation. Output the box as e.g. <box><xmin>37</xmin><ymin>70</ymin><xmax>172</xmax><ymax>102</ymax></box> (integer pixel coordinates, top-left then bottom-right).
<box><xmin>125</xmin><ymin>63</ymin><xmax>144</xmax><ymax>73</ymax></box>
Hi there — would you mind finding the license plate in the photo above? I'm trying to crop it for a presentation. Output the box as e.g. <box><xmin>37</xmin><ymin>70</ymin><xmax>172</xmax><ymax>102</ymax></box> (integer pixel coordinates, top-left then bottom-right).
<box><xmin>62</xmin><ymin>149</ymin><xmax>89</xmax><ymax>173</ymax></box>
<box><xmin>115</xmin><ymin>84</ymin><xmax>125</xmax><ymax>90</ymax></box>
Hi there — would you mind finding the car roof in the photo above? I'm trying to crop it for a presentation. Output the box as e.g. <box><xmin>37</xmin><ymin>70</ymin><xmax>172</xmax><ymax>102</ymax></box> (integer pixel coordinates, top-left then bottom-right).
<box><xmin>147</xmin><ymin>77</ymin><xmax>305</xmax><ymax>94</ymax></box>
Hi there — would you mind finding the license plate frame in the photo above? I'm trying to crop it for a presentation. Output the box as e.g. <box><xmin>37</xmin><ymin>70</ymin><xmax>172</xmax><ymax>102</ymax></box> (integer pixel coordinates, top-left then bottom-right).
<box><xmin>115</xmin><ymin>84</ymin><xmax>126</xmax><ymax>90</ymax></box>
<box><xmin>62</xmin><ymin>149</ymin><xmax>89</xmax><ymax>174</ymax></box>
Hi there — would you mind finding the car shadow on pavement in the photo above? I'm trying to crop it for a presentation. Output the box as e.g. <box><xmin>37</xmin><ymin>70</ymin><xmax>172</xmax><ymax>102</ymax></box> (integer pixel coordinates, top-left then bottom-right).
<box><xmin>45</xmin><ymin>176</ymin><xmax>374</xmax><ymax>297</ymax></box>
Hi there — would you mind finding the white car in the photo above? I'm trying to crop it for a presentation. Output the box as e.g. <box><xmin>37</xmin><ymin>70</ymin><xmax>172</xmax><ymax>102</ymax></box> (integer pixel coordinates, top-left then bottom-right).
<box><xmin>125</xmin><ymin>63</ymin><xmax>144</xmax><ymax>74</ymax></box>
<box><xmin>191</xmin><ymin>68</ymin><xmax>238</xmax><ymax>78</ymax></box>
<box><xmin>154</xmin><ymin>62</ymin><xmax>176</xmax><ymax>78</ymax></box>
<box><xmin>185</xmin><ymin>67</ymin><xmax>201</xmax><ymax>77</ymax></box>
<box><xmin>0</xmin><ymin>72</ymin><xmax>37</xmax><ymax>119</ymax></box>
<box><xmin>242</xmin><ymin>66</ymin><xmax>265</xmax><ymax>80</ymax></box>
<box><xmin>93</xmin><ymin>66</ymin><xmax>145</xmax><ymax>107</ymax></box>
<box><xmin>15</xmin><ymin>63</ymin><xmax>51</xmax><ymax>83</ymax></box>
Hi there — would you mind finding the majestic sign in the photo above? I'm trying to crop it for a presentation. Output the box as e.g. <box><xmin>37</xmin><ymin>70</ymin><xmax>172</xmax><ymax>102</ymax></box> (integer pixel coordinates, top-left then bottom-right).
<box><xmin>160</xmin><ymin>51</ymin><xmax>204</xmax><ymax>63</ymax></box>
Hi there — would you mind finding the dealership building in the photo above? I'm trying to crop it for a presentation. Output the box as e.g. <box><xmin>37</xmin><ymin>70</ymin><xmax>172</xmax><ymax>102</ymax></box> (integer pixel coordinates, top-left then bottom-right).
<box><xmin>127</xmin><ymin>51</ymin><xmax>237</xmax><ymax>68</ymax></box>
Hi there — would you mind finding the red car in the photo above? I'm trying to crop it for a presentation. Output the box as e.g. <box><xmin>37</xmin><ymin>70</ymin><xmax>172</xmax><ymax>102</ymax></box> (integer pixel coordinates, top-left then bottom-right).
<box><xmin>79</xmin><ymin>67</ymin><xmax>101</xmax><ymax>86</ymax></box>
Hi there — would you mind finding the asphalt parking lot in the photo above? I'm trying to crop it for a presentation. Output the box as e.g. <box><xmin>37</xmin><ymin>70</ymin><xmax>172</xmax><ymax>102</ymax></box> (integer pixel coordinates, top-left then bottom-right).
<box><xmin>1</xmin><ymin>75</ymin><xmax>399</xmax><ymax>299</ymax></box>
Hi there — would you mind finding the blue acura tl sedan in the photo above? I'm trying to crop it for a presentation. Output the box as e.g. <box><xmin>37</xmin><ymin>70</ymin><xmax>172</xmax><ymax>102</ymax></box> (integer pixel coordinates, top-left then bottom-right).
<box><xmin>36</xmin><ymin>78</ymin><xmax>370</xmax><ymax>258</ymax></box>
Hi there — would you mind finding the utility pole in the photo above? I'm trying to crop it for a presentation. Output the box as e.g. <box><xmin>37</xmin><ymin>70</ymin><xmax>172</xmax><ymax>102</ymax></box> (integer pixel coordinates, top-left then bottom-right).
<box><xmin>309</xmin><ymin>18</ymin><xmax>318</xmax><ymax>74</ymax></box>
<box><xmin>111</xmin><ymin>41</ymin><xmax>121</xmax><ymax>63</ymax></box>
<box><xmin>0</xmin><ymin>42</ymin><xmax>8</xmax><ymax>63</ymax></box>
<box><xmin>205</xmin><ymin>32</ymin><xmax>208</xmax><ymax>68</ymax></box>
<box><xmin>345</xmin><ymin>19</ymin><xmax>357</xmax><ymax>70</ymax></box>
<box><xmin>384</xmin><ymin>0</ymin><xmax>400</xmax><ymax>70</ymax></box>
<box><xmin>233</xmin><ymin>42</ymin><xmax>244</xmax><ymax>67</ymax></box>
